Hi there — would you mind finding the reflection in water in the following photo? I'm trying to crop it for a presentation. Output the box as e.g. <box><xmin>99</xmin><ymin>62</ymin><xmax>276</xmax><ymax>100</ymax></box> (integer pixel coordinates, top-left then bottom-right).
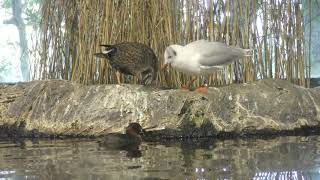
<box><xmin>98</xmin><ymin>143</ymin><xmax>143</xmax><ymax>158</ymax></box>
<box><xmin>0</xmin><ymin>136</ymin><xmax>319</xmax><ymax>179</ymax></box>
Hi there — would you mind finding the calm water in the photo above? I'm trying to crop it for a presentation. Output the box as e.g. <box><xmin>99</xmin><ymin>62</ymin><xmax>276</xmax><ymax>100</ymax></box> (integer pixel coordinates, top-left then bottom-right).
<box><xmin>0</xmin><ymin>136</ymin><xmax>320</xmax><ymax>180</ymax></box>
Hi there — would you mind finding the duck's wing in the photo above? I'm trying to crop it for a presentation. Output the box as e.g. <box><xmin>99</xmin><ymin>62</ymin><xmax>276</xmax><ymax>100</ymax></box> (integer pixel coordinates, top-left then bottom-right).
<box><xmin>191</xmin><ymin>42</ymin><xmax>247</xmax><ymax>66</ymax></box>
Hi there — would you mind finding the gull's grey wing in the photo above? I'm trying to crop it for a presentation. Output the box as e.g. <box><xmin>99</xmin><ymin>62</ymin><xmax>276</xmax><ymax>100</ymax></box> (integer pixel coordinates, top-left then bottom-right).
<box><xmin>190</xmin><ymin>42</ymin><xmax>246</xmax><ymax>66</ymax></box>
<box><xmin>184</xmin><ymin>39</ymin><xmax>209</xmax><ymax>47</ymax></box>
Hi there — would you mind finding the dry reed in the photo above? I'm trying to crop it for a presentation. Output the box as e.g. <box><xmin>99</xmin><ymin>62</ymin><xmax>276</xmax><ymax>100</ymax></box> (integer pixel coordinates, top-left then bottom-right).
<box><xmin>31</xmin><ymin>0</ymin><xmax>308</xmax><ymax>88</ymax></box>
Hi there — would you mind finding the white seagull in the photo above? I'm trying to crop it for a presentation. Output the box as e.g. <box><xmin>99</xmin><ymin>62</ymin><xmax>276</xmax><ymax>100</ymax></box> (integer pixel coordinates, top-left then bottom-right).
<box><xmin>161</xmin><ymin>39</ymin><xmax>251</xmax><ymax>93</ymax></box>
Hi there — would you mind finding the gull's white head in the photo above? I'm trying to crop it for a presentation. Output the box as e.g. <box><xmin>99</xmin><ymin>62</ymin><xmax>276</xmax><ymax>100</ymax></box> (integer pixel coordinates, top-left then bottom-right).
<box><xmin>162</xmin><ymin>45</ymin><xmax>182</xmax><ymax>70</ymax></box>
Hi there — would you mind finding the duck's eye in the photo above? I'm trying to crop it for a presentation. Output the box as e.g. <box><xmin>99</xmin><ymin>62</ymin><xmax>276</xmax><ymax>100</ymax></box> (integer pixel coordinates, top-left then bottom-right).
<box><xmin>168</xmin><ymin>56</ymin><xmax>172</xmax><ymax>59</ymax></box>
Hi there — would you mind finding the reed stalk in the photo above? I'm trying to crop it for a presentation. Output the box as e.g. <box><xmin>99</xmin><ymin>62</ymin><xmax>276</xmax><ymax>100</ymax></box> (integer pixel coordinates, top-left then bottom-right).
<box><xmin>32</xmin><ymin>0</ymin><xmax>307</xmax><ymax>87</ymax></box>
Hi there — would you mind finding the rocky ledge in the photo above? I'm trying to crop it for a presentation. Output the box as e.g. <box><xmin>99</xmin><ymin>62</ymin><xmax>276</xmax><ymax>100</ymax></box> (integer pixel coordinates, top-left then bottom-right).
<box><xmin>0</xmin><ymin>79</ymin><xmax>319</xmax><ymax>139</ymax></box>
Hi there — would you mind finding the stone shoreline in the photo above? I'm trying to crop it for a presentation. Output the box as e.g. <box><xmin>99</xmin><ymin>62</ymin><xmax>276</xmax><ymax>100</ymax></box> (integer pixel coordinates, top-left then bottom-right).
<box><xmin>0</xmin><ymin>79</ymin><xmax>319</xmax><ymax>139</ymax></box>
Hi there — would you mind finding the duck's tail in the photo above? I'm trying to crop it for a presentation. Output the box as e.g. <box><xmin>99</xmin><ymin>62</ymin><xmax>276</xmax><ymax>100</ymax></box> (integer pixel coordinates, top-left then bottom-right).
<box><xmin>94</xmin><ymin>44</ymin><xmax>117</xmax><ymax>58</ymax></box>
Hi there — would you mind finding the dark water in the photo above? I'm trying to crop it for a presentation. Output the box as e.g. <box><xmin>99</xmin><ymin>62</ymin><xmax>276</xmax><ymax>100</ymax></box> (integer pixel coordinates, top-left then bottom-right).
<box><xmin>0</xmin><ymin>136</ymin><xmax>320</xmax><ymax>180</ymax></box>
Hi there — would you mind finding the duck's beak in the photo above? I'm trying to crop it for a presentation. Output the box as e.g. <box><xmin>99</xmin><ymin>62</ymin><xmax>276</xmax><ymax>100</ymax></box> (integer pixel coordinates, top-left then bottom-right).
<box><xmin>161</xmin><ymin>63</ymin><xmax>170</xmax><ymax>70</ymax></box>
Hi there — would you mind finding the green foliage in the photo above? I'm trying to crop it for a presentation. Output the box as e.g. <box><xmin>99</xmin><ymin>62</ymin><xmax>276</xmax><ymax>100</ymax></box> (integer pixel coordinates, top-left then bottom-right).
<box><xmin>23</xmin><ymin>0</ymin><xmax>41</xmax><ymax>29</ymax></box>
<box><xmin>0</xmin><ymin>0</ymin><xmax>11</xmax><ymax>9</ymax></box>
<box><xmin>0</xmin><ymin>59</ymin><xmax>12</xmax><ymax>81</ymax></box>
<box><xmin>1</xmin><ymin>0</ymin><xmax>41</xmax><ymax>29</ymax></box>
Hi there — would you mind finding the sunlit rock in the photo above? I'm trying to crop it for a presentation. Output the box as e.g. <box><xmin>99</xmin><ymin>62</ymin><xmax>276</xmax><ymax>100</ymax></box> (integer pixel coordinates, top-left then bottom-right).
<box><xmin>0</xmin><ymin>79</ymin><xmax>319</xmax><ymax>138</ymax></box>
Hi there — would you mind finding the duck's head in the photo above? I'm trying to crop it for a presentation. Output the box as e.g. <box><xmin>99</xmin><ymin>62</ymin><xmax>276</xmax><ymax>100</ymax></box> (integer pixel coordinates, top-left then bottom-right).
<box><xmin>125</xmin><ymin>123</ymin><xmax>144</xmax><ymax>137</ymax></box>
<box><xmin>162</xmin><ymin>45</ymin><xmax>182</xmax><ymax>70</ymax></box>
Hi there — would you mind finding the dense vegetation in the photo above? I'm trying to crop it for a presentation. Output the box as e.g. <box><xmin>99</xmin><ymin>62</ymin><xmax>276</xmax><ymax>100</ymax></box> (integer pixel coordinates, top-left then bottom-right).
<box><xmin>4</xmin><ymin>0</ymin><xmax>315</xmax><ymax>88</ymax></box>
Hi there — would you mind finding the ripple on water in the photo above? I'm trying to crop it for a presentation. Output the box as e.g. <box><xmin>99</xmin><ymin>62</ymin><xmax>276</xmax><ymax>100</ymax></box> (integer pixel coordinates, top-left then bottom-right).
<box><xmin>0</xmin><ymin>136</ymin><xmax>319</xmax><ymax>180</ymax></box>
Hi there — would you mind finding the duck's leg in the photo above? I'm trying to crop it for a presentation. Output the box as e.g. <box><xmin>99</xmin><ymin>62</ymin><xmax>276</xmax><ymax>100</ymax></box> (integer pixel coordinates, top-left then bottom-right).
<box><xmin>116</xmin><ymin>70</ymin><xmax>121</xmax><ymax>84</ymax></box>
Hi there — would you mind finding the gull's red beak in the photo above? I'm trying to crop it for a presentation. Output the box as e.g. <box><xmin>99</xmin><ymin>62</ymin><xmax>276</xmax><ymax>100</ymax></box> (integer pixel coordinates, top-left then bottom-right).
<box><xmin>161</xmin><ymin>63</ymin><xmax>170</xmax><ymax>70</ymax></box>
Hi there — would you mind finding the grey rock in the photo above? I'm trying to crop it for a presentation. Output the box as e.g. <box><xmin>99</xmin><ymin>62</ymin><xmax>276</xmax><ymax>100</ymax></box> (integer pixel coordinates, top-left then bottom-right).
<box><xmin>0</xmin><ymin>79</ymin><xmax>319</xmax><ymax>138</ymax></box>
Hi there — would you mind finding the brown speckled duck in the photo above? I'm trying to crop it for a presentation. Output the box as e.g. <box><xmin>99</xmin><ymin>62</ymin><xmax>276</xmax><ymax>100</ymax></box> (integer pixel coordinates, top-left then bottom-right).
<box><xmin>95</xmin><ymin>42</ymin><xmax>158</xmax><ymax>85</ymax></box>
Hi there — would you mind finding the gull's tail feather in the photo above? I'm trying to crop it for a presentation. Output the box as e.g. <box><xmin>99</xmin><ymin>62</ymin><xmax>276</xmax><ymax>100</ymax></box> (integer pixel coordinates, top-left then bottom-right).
<box><xmin>99</xmin><ymin>44</ymin><xmax>115</xmax><ymax>50</ymax></box>
<box><xmin>94</xmin><ymin>52</ymin><xmax>108</xmax><ymax>58</ymax></box>
<box><xmin>95</xmin><ymin>44</ymin><xmax>117</xmax><ymax>58</ymax></box>
<box><xmin>243</xmin><ymin>49</ymin><xmax>253</xmax><ymax>57</ymax></box>
<box><xmin>100</xmin><ymin>44</ymin><xmax>117</xmax><ymax>54</ymax></box>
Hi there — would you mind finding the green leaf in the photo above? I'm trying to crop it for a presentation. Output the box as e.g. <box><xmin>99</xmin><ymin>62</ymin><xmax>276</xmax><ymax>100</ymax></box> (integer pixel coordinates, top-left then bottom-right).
<box><xmin>0</xmin><ymin>0</ymin><xmax>11</xmax><ymax>9</ymax></box>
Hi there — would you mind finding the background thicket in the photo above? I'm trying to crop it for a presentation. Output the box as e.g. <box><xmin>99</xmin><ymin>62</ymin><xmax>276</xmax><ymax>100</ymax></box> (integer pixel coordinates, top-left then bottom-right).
<box><xmin>32</xmin><ymin>0</ymin><xmax>308</xmax><ymax>88</ymax></box>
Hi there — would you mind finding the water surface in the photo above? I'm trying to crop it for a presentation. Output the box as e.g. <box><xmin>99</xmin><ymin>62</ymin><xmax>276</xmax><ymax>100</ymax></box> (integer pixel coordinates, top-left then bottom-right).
<box><xmin>0</xmin><ymin>136</ymin><xmax>320</xmax><ymax>180</ymax></box>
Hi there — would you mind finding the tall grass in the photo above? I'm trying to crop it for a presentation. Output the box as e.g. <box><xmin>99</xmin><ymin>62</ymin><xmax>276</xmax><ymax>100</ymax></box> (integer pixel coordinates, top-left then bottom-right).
<box><xmin>31</xmin><ymin>0</ymin><xmax>307</xmax><ymax>88</ymax></box>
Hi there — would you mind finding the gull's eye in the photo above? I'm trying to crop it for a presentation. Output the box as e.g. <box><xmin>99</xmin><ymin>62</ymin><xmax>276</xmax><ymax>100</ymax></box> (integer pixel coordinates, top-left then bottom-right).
<box><xmin>173</xmin><ymin>50</ymin><xmax>177</xmax><ymax>56</ymax></box>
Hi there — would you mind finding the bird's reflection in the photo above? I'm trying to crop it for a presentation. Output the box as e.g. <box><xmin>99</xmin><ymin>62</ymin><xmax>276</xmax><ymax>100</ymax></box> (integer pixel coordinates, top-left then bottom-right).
<box><xmin>98</xmin><ymin>142</ymin><xmax>142</xmax><ymax>158</ymax></box>
<box><xmin>97</xmin><ymin>123</ymin><xmax>144</xmax><ymax>158</ymax></box>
